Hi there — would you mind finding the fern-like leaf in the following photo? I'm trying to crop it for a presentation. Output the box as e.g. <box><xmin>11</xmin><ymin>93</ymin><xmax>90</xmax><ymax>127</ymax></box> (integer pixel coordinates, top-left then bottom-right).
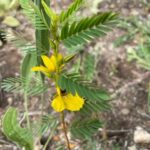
<box><xmin>2</xmin><ymin>107</ymin><xmax>33</xmax><ymax>150</ymax></box>
<box><xmin>128</xmin><ymin>45</ymin><xmax>150</xmax><ymax>70</ymax></box>
<box><xmin>70</xmin><ymin>119</ymin><xmax>102</xmax><ymax>139</ymax></box>
<box><xmin>60</xmin><ymin>0</ymin><xmax>84</xmax><ymax>23</ymax></box>
<box><xmin>83</xmin><ymin>54</ymin><xmax>95</xmax><ymax>80</ymax></box>
<box><xmin>6</xmin><ymin>32</ymin><xmax>48</xmax><ymax>55</ymax></box>
<box><xmin>20</xmin><ymin>0</ymin><xmax>49</xmax><ymax>30</ymax></box>
<box><xmin>5</xmin><ymin>32</ymin><xmax>36</xmax><ymax>54</ymax></box>
<box><xmin>58</xmin><ymin>73</ymin><xmax>110</xmax><ymax>101</ymax></box>
<box><xmin>32</xmin><ymin>115</ymin><xmax>57</xmax><ymax>137</ymax></box>
<box><xmin>1</xmin><ymin>77</ymin><xmax>48</xmax><ymax>96</ymax></box>
<box><xmin>60</xmin><ymin>12</ymin><xmax>118</xmax><ymax>47</ymax></box>
<box><xmin>80</xmin><ymin>100</ymin><xmax>110</xmax><ymax>115</ymax></box>
<box><xmin>21</xmin><ymin>53</ymin><xmax>37</xmax><ymax>82</ymax></box>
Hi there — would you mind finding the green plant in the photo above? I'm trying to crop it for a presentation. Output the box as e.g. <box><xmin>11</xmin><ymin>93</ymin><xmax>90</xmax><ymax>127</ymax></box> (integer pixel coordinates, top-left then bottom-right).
<box><xmin>1</xmin><ymin>0</ymin><xmax>118</xmax><ymax>149</ymax></box>
<box><xmin>0</xmin><ymin>0</ymin><xmax>18</xmax><ymax>14</ymax></box>
<box><xmin>81</xmin><ymin>138</ymin><xmax>100</xmax><ymax>150</ymax></box>
<box><xmin>125</xmin><ymin>16</ymin><xmax>150</xmax><ymax>112</ymax></box>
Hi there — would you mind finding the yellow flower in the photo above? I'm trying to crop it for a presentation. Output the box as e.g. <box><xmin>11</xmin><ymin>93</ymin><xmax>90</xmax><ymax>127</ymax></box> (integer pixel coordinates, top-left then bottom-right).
<box><xmin>51</xmin><ymin>93</ymin><xmax>84</xmax><ymax>112</ymax></box>
<box><xmin>31</xmin><ymin>53</ymin><xmax>63</xmax><ymax>76</ymax></box>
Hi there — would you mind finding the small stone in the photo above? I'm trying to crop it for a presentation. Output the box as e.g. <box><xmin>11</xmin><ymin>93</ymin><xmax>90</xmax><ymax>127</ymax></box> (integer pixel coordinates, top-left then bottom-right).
<box><xmin>128</xmin><ymin>145</ymin><xmax>137</xmax><ymax>150</ymax></box>
<box><xmin>2</xmin><ymin>16</ymin><xmax>20</xmax><ymax>27</ymax></box>
<box><xmin>121</xmin><ymin>108</ymin><xmax>130</xmax><ymax>115</ymax></box>
<box><xmin>0</xmin><ymin>40</ymin><xmax>2</xmax><ymax>47</ymax></box>
<box><xmin>134</xmin><ymin>126</ymin><xmax>150</xmax><ymax>144</ymax></box>
<box><xmin>131</xmin><ymin>10</ymin><xmax>139</xmax><ymax>16</ymax></box>
<box><xmin>7</xmin><ymin>97</ymin><xmax>13</xmax><ymax>105</ymax></box>
<box><xmin>110</xmin><ymin>4</ymin><xmax>115</xmax><ymax>8</ymax></box>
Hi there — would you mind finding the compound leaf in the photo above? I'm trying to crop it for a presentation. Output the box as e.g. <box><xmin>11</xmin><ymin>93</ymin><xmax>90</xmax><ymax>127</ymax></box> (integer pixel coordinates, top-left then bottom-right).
<box><xmin>2</xmin><ymin>107</ymin><xmax>33</xmax><ymax>150</ymax></box>
<box><xmin>58</xmin><ymin>73</ymin><xmax>110</xmax><ymax>101</ymax></box>
<box><xmin>60</xmin><ymin>12</ymin><xmax>118</xmax><ymax>47</ymax></box>
<box><xmin>70</xmin><ymin>119</ymin><xmax>102</xmax><ymax>139</ymax></box>
<box><xmin>60</xmin><ymin>0</ymin><xmax>84</xmax><ymax>23</ymax></box>
<box><xmin>20</xmin><ymin>0</ymin><xmax>49</xmax><ymax>30</ymax></box>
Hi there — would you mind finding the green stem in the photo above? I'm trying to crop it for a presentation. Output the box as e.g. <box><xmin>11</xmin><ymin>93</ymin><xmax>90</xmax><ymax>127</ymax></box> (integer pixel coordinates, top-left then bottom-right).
<box><xmin>35</xmin><ymin>0</ymin><xmax>50</xmax><ymax>138</ymax></box>
<box><xmin>43</xmin><ymin>121</ymin><xmax>57</xmax><ymax>150</ymax></box>
<box><xmin>148</xmin><ymin>83</ymin><xmax>150</xmax><ymax>113</ymax></box>
<box><xmin>61</xmin><ymin>111</ymin><xmax>71</xmax><ymax>150</ymax></box>
<box><xmin>35</xmin><ymin>0</ymin><xmax>50</xmax><ymax>80</ymax></box>
<box><xmin>24</xmin><ymin>93</ymin><xmax>30</xmax><ymax>129</ymax></box>
<box><xmin>49</xmin><ymin>2</ymin><xmax>70</xmax><ymax>149</ymax></box>
<box><xmin>41</xmin><ymin>92</ymin><xmax>45</xmax><ymax>117</ymax></box>
<box><xmin>35</xmin><ymin>0</ymin><xmax>50</xmax><ymax>57</ymax></box>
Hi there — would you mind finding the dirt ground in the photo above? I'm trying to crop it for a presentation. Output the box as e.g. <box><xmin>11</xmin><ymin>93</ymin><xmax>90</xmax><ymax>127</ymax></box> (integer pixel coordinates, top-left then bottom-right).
<box><xmin>0</xmin><ymin>0</ymin><xmax>150</xmax><ymax>150</ymax></box>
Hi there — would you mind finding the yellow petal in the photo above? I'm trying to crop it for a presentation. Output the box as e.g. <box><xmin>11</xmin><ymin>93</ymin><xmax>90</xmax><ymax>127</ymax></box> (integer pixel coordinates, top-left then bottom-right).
<box><xmin>50</xmin><ymin>55</ymin><xmax>56</xmax><ymax>65</ymax></box>
<box><xmin>41</xmin><ymin>55</ymin><xmax>55</xmax><ymax>72</ymax></box>
<box><xmin>56</xmin><ymin>87</ymin><xmax>61</xmax><ymax>96</ymax></box>
<box><xmin>50</xmin><ymin>53</ymin><xmax>63</xmax><ymax>68</ymax></box>
<box><xmin>51</xmin><ymin>96</ymin><xmax>65</xmax><ymax>112</ymax></box>
<box><xmin>31</xmin><ymin>66</ymin><xmax>49</xmax><ymax>73</ymax></box>
<box><xmin>31</xmin><ymin>66</ymin><xmax>50</xmax><ymax>76</ymax></box>
<box><xmin>64</xmin><ymin>94</ymin><xmax>84</xmax><ymax>111</ymax></box>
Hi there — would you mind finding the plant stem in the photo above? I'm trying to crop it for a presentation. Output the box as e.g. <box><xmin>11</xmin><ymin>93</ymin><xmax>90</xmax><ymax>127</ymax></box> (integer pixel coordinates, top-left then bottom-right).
<box><xmin>35</xmin><ymin>0</ymin><xmax>50</xmax><ymax>141</ymax></box>
<box><xmin>50</xmin><ymin>4</ymin><xmax>70</xmax><ymax>149</ymax></box>
<box><xmin>43</xmin><ymin>121</ymin><xmax>57</xmax><ymax>150</ymax></box>
<box><xmin>61</xmin><ymin>111</ymin><xmax>71</xmax><ymax>150</ymax></box>
<box><xmin>35</xmin><ymin>0</ymin><xmax>50</xmax><ymax>57</ymax></box>
<box><xmin>148</xmin><ymin>83</ymin><xmax>150</xmax><ymax>113</ymax></box>
<box><xmin>24</xmin><ymin>93</ymin><xmax>30</xmax><ymax>129</ymax></box>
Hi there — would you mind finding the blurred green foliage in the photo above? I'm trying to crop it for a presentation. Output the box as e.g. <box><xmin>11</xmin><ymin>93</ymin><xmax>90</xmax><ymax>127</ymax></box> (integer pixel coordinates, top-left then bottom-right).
<box><xmin>0</xmin><ymin>0</ymin><xmax>18</xmax><ymax>15</ymax></box>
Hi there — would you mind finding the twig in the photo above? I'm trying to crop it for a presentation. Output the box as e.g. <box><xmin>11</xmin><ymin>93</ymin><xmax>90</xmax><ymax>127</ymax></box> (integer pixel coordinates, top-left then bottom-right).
<box><xmin>99</xmin><ymin>128</ymin><xmax>132</xmax><ymax>138</ymax></box>
<box><xmin>0</xmin><ymin>139</ymin><xmax>12</xmax><ymax>145</ymax></box>
<box><xmin>0</xmin><ymin>139</ymin><xmax>18</xmax><ymax>148</ymax></box>
<box><xmin>20</xmin><ymin>110</ymin><xmax>46</xmax><ymax>116</ymax></box>
<box><xmin>137</xmin><ymin>111</ymin><xmax>150</xmax><ymax>120</ymax></box>
<box><xmin>19</xmin><ymin>111</ymin><xmax>47</xmax><ymax>124</ymax></box>
<box><xmin>0</xmin><ymin>144</ymin><xmax>18</xmax><ymax>149</ymax></box>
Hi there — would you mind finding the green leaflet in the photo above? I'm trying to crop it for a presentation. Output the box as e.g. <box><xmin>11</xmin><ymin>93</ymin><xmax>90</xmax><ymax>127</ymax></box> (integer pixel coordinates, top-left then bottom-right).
<box><xmin>70</xmin><ymin>119</ymin><xmax>102</xmax><ymax>139</ymax></box>
<box><xmin>128</xmin><ymin>42</ymin><xmax>150</xmax><ymax>70</ymax></box>
<box><xmin>35</xmin><ymin>0</ymin><xmax>50</xmax><ymax>56</ymax></box>
<box><xmin>31</xmin><ymin>115</ymin><xmax>57</xmax><ymax>142</ymax></box>
<box><xmin>41</xmin><ymin>0</ymin><xmax>57</xmax><ymax>21</ymax></box>
<box><xmin>60</xmin><ymin>12</ymin><xmax>118</xmax><ymax>47</ymax></box>
<box><xmin>83</xmin><ymin>54</ymin><xmax>95</xmax><ymax>80</ymax></box>
<box><xmin>60</xmin><ymin>0</ymin><xmax>84</xmax><ymax>23</ymax></box>
<box><xmin>58</xmin><ymin>73</ymin><xmax>110</xmax><ymax>101</ymax></box>
<box><xmin>1</xmin><ymin>77</ymin><xmax>48</xmax><ymax>96</ymax></box>
<box><xmin>20</xmin><ymin>0</ymin><xmax>49</xmax><ymax>30</ymax></box>
<box><xmin>2</xmin><ymin>107</ymin><xmax>34</xmax><ymax>150</ymax></box>
<box><xmin>21</xmin><ymin>53</ymin><xmax>37</xmax><ymax>82</ymax></box>
<box><xmin>5</xmin><ymin>32</ymin><xmax>36</xmax><ymax>54</ymax></box>
<box><xmin>80</xmin><ymin>100</ymin><xmax>110</xmax><ymax>115</ymax></box>
<box><xmin>35</xmin><ymin>0</ymin><xmax>50</xmax><ymax>83</ymax></box>
<box><xmin>31</xmin><ymin>0</ymin><xmax>49</xmax><ymax>30</ymax></box>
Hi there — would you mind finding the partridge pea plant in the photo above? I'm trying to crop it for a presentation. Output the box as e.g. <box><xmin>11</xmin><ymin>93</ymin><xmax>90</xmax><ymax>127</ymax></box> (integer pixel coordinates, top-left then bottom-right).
<box><xmin>2</xmin><ymin>0</ymin><xmax>118</xmax><ymax>150</ymax></box>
